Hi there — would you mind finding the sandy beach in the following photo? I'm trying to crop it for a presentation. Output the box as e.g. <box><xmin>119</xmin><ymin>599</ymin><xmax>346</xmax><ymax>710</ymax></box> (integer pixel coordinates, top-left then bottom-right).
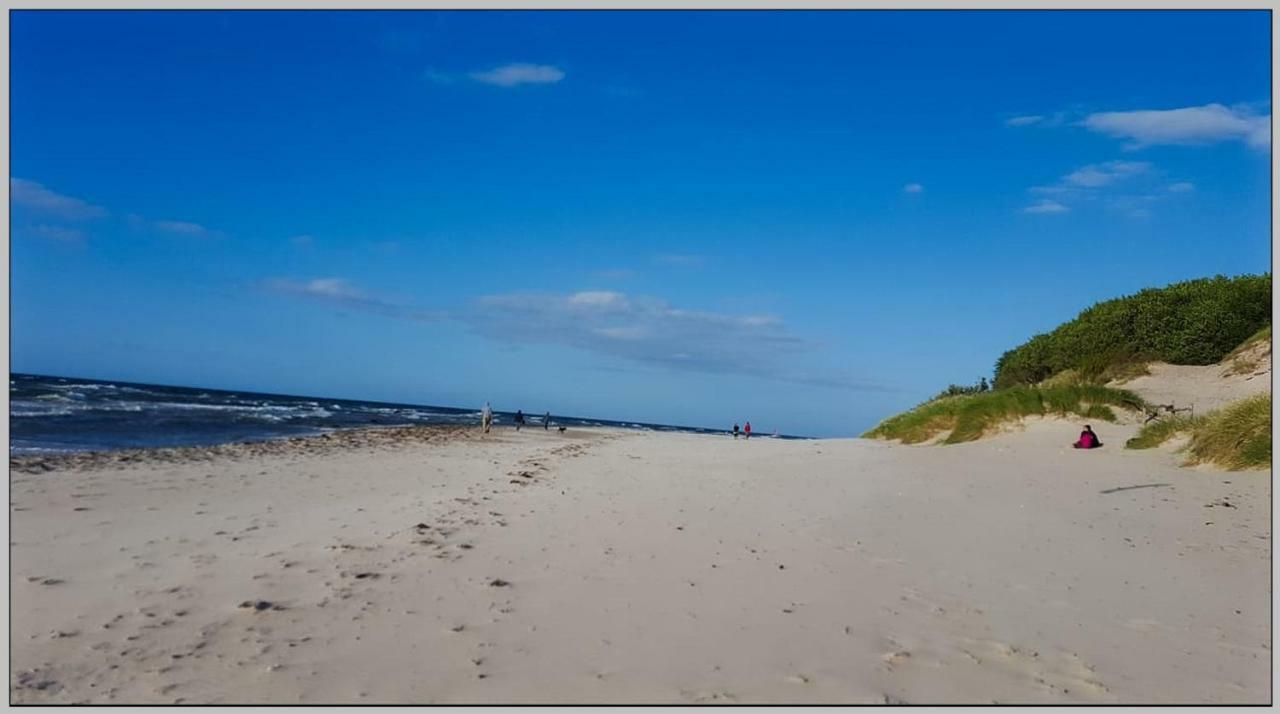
<box><xmin>9</xmin><ymin>419</ymin><xmax>1270</xmax><ymax>704</ymax></box>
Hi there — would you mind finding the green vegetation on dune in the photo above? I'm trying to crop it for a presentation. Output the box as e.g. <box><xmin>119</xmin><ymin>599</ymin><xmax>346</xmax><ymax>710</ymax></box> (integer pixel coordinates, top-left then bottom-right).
<box><xmin>1190</xmin><ymin>395</ymin><xmax>1272</xmax><ymax>469</ymax></box>
<box><xmin>1233</xmin><ymin>323</ymin><xmax>1272</xmax><ymax>350</ymax></box>
<box><xmin>1126</xmin><ymin>394</ymin><xmax>1271</xmax><ymax>470</ymax></box>
<box><xmin>1123</xmin><ymin>414</ymin><xmax>1204</xmax><ymax>450</ymax></box>
<box><xmin>994</xmin><ymin>274</ymin><xmax>1271</xmax><ymax>388</ymax></box>
<box><xmin>866</xmin><ymin>274</ymin><xmax>1271</xmax><ymax>467</ymax></box>
<box><xmin>926</xmin><ymin>377</ymin><xmax>991</xmax><ymax>402</ymax></box>
<box><xmin>863</xmin><ymin>385</ymin><xmax>1145</xmax><ymax>445</ymax></box>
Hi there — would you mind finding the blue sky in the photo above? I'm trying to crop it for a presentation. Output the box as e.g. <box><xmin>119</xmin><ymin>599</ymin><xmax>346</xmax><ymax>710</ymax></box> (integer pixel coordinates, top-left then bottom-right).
<box><xmin>11</xmin><ymin>10</ymin><xmax>1272</xmax><ymax>436</ymax></box>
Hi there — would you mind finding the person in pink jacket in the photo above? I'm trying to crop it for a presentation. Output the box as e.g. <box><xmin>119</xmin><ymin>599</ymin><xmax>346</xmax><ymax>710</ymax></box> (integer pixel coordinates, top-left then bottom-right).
<box><xmin>1073</xmin><ymin>425</ymin><xmax>1101</xmax><ymax>449</ymax></box>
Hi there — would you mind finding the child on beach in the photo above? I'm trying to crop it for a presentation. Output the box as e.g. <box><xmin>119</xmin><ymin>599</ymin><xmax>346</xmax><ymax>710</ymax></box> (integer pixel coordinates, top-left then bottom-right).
<box><xmin>515</xmin><ymin>410</ymin><xmax>525</xmax><ymax>431</ymax></box>
<box><xmin>481</xmin><ymin>402</ymin><xmax>493</xmax><ymax>434</ymax></box>
<box><xmin>744</xmin><ymin>422</ymin><xmax>752</xmax><ymax>440</ymax></box>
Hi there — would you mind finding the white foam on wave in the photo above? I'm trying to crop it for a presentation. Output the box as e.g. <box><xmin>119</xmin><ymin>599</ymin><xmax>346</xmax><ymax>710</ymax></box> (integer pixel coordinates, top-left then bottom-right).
<box><xmin>12</xmin><ymin>407</ymin><xmax>76</xmax><ymax>417</ymax></box>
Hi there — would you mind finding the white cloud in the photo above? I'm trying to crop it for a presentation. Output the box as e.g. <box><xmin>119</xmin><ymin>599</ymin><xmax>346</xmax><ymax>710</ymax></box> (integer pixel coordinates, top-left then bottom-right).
<box><xmin>1083</xmin><ymin>103</ymin><xmax>1271</xmax><ymax>150</ymax></box>
<box><xmin>263</xmin><ymin>277</ymin><xmax>444</xmax><ymax>322</ymax></box>
<box><xmin>11</xmin><ymin>180</ymin><xmax>227</xmax><ymax>243</ymax></box>
<box><xmin>902</xmin><ymin>182</ymin><xmax>924</xmax><ymax>194</ymax></box>
<box><xmin>740</xmin><ymin>315</ymin><xmax>781</xmax><ymax>327</ymax></box>
<box><xmin>1023</xmin><ymin>160</ymin><xmax>1158</xmax><ymax>214</ymax></box>
<box><xmin>468</xmin><ymin>63</ymin><xmax>565</xmax><ymax>87</ymax></box>
<box><xmin>1005</xmin><ymin>115</ymin><xmax>1044</xmax><ymax>127</ymax></box>
<box><xmin>11</xmin><ymin>178</ymin><xmax>106</xmax><ymax>220</ymax></box>
<box><xmin>301</xmin><ymin>277</ymin><xmax>364</xmax><ymax>300</ymax></box>
<box><xmin>1168</xmin><ymin>181</ymin><xmax>1196</xmax><ymax>193</ymax></box>
<box><xmin>154</xmin><ymin>220</ymin><xmax>212</xmax><ymax>237</ymax></box>
<box><xmin>266</xmin><ymin>280</ymin><xmax>882</xmax><ymax>390</ymax></box>
<box><xmin>27</xmin><ymin>224</ymin><xmax>86</xmax><ymax>244</ymax></box>
<box><xmin>126</xmin><ymin>214</ymin><xmax>219</xmax><ymax>238</ymax></box>
<box><xmin>567</xmin><ymin>291</ymin><xmax>626</xmax><ymax>308</ymax></box>
<box><xmin>466</xmin><ymin>290</ymin><xmax>882</xmax><ymax>390</ymax></box>
<box><xmin>1062</xmin><ymin>160</ymin><xmax>1150</xmax><ymax>188</ymax></box>
<box><xmin>1023</xmin><ymin>200</ymin><xmax>1069</xmax><ymax>214</ymax></box>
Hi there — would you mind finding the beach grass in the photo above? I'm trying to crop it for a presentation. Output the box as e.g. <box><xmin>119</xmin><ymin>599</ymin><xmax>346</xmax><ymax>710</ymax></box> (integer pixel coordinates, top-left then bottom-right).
<box><xmin>1124</xmin><ymin>414</ymin><xmax>1205</xmax><ymax>450</ymax></box>
<box><xmin>1126</xmin><ymin>394</ymin><xmax>1271</xmax><ymax>470</ymax></box>
<box><xmin>1225</xmin><ymin>325</ymin><xmax>1272</xmax><ymax>375</ymax></box>
<box><xmin>864</xmin><ymin>384</ymin><xmax>1145</xmax><ymax>445</ymax></box>
<box><xmin>1186</xmin><ymin>394</ymin><xmax>1272</xmax><ymax>469</ymax></box>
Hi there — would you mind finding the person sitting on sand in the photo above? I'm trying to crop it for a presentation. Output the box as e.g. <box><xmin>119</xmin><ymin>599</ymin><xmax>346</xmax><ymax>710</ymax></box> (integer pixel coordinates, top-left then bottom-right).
<box><xmin>481</xmin><ymin>402</ymin><xmax>493</xmax><ymax>434</ymax></box>
<box><xmin>1073</xmin><ymin>425</ymin><xmax>1102</xmax><ymax>449</ymax></box>
<box><xmin>515</xmin><ymin>410</ymin><xmax>525</xmax><ymax>431</ymax></box>
<box><xmin>733</xmin><ymin>423</ymin><xmax>740</xmax><ymax>439</ymax></box>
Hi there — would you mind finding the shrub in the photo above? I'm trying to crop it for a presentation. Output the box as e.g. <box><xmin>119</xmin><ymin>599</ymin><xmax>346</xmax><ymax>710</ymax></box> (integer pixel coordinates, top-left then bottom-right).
<box><xmin>1126</xmin><ymin>394</ymin><xmax>1270</xmax><ymax>470</ymax></box>
<box><xmin>926</xmin><ymin>378</ymin><xmax>991</xmax><ymax>403</ymax></box>
<box><xmin>994</xmin><ymin>274</ymin><xmax>1271</xmax><ymax>388</ymax></box>
<box><xmin>865</xmin><ymin>385</ymin><xmax>1145</xmax><ymax>445</ymax></box>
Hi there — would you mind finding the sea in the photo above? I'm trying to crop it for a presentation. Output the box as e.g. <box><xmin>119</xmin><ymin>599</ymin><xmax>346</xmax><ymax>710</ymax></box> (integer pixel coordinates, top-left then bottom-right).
<box><xmin>10</xmin><ymin>373</ymin><xmax>798</xmax><ymax>455</ymax></box>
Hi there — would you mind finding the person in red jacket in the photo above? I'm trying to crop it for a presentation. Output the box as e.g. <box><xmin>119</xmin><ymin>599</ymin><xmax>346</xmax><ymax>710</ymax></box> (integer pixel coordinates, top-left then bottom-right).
<box><xmin>744</xmin><ymin>421</ymin><xmax>752</xmax><ymax>440</ymax></box>
<box><xmin>1073</xmin><ymin>425</ymin><xmax>1101</xmax><ymax>449</ymax></box>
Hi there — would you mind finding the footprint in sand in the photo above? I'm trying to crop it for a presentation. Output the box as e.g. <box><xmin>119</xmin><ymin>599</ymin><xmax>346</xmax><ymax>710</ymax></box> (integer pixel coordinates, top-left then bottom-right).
<box><xmin>785</xmin><ymin>674</ymin><xmax>812</xmax><ymax>685</ymax></box>
<box><xmin>881</xmin><ymin>650</ymin><xmax>912</xmax><ymax>670</ymax></box>
<box><xmin>681</xmin><ymin>689</ymin><xmax>738</xmax><ymax>703</ymax></box>
<box><xmin>238</xmin><ymin>600</ymin><xmax>286</xmax><ymax>612</ymax></box>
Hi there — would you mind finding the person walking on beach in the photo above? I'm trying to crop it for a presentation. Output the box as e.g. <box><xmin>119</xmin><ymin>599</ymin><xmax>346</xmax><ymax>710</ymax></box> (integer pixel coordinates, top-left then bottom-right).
<box><xmin>515</xmin><ymin>410</ymin><xmax>526</xmax><ymax>431</ymax></box>
<box><xmin>481</xmin><ymin>402</ymin><xmax>493</xmax><ymax>434</ymax></box>
<box><xmin>733</xmin><ymin>423</ymin><xmax>740</xmax><ymax>439</ymax></box>
<box><xmin>543</xmin><ymin>411</ymin><xmax>551</xmax><ymax>430</ymax></box>
<box><xmin>744</xmin><ymin>421</ymin><xmax>752</xmax><ymax>440</ymax></box>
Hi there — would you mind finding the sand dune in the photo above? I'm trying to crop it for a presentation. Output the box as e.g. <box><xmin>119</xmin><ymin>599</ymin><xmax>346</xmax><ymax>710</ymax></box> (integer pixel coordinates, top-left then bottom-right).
<box><xmin>10</xmin><ymin>423</ymin><xmax>1270</xmax><ymax>704</ymax></box>
<box><xmin>1113</xmin><ymin>338</ymin><xmax>1271</xmax><ymax>414</ymax></box>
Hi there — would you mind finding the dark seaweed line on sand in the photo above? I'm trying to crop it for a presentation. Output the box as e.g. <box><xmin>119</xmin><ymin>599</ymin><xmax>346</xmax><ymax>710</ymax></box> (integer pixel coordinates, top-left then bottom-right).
<box><xmin>9</xmin><ymin>425</ymin><xmax>483</xmax><ymax>474</ymax></box>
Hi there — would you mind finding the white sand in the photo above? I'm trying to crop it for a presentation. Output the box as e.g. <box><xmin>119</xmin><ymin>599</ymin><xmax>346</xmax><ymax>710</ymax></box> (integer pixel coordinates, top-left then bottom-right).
<box><xmin>10</xmin><ymin>423</ymin><xmax>1270</xmax><ymax>704</ymax></box>
<box><xmin>1115</xmin><ymin>339</ymin><xmax>1272</xmax><ymax>414</ymax></box>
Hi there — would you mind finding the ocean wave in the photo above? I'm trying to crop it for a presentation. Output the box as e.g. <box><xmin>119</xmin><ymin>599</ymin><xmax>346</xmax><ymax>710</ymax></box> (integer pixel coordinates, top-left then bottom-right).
<box><xmin>134</xmin><ymin>402</ymin><xmax>336</xmax><ymax>421</ymax></box>
<box><xmin>116</xmin><ymin>386</ymin><xmax>164</xmax><ymax>396</ymax></box>
<box><xmin>12</xmin><ymin>398</ymin><xmax>334</xmax><ymax>421</ymax></box>
<box><xmin>33</xmin><ymin>393</ymin><xmax>75</xmax><ymax>402</ymax></box>
<box><xmin>49</xmin><ymin>382</ymin><xmax>108</xmax><ymax>391</ymax></box>
<box><xmin>12</xmin><ymin>407</ymin><xmax>76</xmax><ymax>417</ymax></box>
<box><xmin>10</xmin><ymin>444</ymin><xmax>83</xmax><ymax>455</ymax></box>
